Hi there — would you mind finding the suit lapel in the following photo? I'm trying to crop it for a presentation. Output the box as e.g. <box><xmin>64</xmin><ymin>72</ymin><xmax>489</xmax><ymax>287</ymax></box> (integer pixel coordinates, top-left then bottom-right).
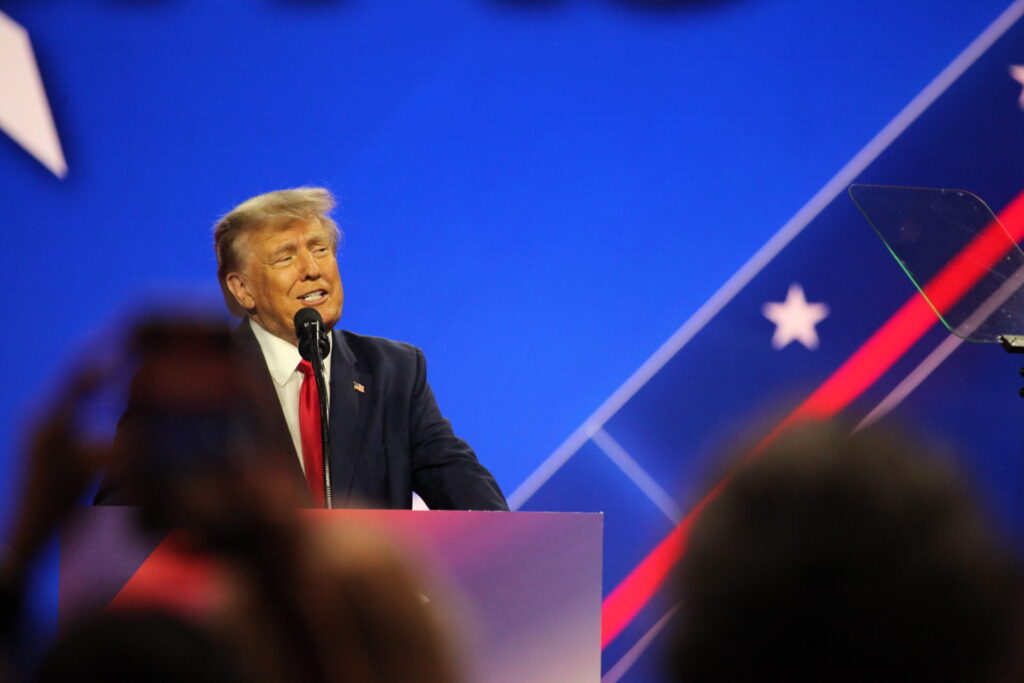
<box><xmin>328</xmin><ymin>330</ymin><xmax>367</xmax><ymax>503</ymax></box>
<box><xmin>233</xmin><ymin>320</ymin><xmax>309</xmax><ymax>498</ymax></box>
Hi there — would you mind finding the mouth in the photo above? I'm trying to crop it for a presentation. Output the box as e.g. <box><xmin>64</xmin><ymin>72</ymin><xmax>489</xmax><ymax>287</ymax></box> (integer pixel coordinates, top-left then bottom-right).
<box><xmin>297</xmin><ymin>289</ymin><xmax>328</xmax><ymax>304</ymax></box>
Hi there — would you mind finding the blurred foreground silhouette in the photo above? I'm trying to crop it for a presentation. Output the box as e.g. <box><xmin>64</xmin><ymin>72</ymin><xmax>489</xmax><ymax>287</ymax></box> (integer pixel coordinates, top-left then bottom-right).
<box><xmin>670</xmin><ymin>420</ymin><xmax>1024</xmax><ymax>683</ymax></box>
<box><xmin>0</xmin><ymin>313</ymin><xmax>462</xmax><ymax>683</ymax></box>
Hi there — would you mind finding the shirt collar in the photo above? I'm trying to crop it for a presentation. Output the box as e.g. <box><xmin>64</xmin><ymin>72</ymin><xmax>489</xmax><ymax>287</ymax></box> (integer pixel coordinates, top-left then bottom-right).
<box><xmin>249</xmin><ymin>318</ymin><xmax>332</xmax><ymax>387</ymax></box>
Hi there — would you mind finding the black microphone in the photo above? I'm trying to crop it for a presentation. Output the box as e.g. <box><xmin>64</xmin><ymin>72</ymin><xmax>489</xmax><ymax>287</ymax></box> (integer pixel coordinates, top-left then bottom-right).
<box><xmin>294</xmin><ymin>308</ymin><xmax>330</xmax><ymax>362</ymax></box>
<box><xmin>293</xmin><ymin>307</ymin><xmax>333</xmax><ymax>508</ymax></box>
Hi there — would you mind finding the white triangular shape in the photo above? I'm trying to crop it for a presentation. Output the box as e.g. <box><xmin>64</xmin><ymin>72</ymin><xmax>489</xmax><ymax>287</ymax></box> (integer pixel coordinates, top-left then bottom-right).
<box><xmin>0</xmin><ymin>11</ymin><xmax>67</xmax><ymax>178</ymax></box>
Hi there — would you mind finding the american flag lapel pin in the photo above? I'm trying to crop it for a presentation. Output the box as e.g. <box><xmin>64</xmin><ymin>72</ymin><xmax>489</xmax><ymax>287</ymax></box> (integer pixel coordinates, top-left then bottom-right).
<box><xmin>353</xmin><ymin>381</ymin><xmax>365</xmax><ymax>393</ymax></box>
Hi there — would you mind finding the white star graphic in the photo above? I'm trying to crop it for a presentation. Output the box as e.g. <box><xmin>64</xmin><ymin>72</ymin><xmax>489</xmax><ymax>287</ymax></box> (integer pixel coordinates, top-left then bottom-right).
<box><xmin>762</xmin><ymin>283</ymin><xmax>829</xmax><ymax>350</ymax></box>
<box><xmin>1010</xmin><ymin>64</ymin><xmax>1024</xmax><ymax>110</ymax></box>
<box><xmin>0</xmin><ymin>11</ymin><xmax>66</xmax><ymax>177</ymax></box>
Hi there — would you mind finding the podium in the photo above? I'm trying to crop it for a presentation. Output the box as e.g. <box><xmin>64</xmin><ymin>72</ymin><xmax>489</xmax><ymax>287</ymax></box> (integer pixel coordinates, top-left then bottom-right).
<box><xmin>58</xmin><ymin>508</ymin><xmax>602</xmax><ymax>683</ymax></box>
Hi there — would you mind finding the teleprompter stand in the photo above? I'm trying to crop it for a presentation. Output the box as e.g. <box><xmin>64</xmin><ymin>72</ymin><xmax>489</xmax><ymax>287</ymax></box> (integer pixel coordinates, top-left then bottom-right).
<box><xmin>850</xmin><ymin>184</ymin><xmax>1024</xmax><ymax>394</ymax></box>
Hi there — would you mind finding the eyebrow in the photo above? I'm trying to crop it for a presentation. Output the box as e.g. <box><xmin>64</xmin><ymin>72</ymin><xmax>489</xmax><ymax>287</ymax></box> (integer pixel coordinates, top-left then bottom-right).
<box><xmin>267</xmin><ymin>241</ymin><xmax>297</xmax><ymax>259</ymax></box>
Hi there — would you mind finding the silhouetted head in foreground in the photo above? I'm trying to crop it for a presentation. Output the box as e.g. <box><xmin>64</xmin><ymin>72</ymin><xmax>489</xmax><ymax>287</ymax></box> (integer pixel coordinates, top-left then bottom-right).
<box><xmin>220</xmin><ymin>521</ymin><xmax>464</xmax><ymax>683</ymax></box>
<box><xmin>671</xmin><ymin>420</ymin><xmax>1024</xmax><ymax>683</ymax></box>
<box><xmin>34</xmin><ymin>609</ymin><xmax>241</xmax><ymax>683</ymax></box>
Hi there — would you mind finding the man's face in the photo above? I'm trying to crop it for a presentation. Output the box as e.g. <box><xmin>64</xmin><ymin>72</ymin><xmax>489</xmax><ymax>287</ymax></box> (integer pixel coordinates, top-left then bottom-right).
<box><xmin>226</xmin><ymin>218</ymin><xmax>344</xmax><ymax>345</ymax></box>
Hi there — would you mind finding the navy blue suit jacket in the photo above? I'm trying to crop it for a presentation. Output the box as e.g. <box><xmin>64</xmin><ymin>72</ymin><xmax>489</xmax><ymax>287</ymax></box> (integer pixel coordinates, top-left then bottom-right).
<box><xmin>246</xmin><ymin>322</ymin><xmax>507</xmax><ymax>510</ymax></box>
<box><xmin>94</xmin><ymin>320</ymin><xmax>507</xmax><ymax>511</ymax></box>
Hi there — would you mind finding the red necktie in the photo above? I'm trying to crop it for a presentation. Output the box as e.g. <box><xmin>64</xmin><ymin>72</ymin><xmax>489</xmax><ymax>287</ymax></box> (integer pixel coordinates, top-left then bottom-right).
<box><xmin>297</xmin><ymin>360</ymin><xmax>325</xmax><ymax>507</ymax></box>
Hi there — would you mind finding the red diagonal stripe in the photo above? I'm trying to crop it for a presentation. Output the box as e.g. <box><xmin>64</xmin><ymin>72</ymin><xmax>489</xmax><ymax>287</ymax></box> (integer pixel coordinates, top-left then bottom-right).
<box><xmin>601</xmin><ymin>190</ymin><xmax>1024</xmax><ymax>649</ymax></box>
<box><xmin>106</xmin><ymin>531</ymin><xmax>217</xmax><ymax>619</ymax></box>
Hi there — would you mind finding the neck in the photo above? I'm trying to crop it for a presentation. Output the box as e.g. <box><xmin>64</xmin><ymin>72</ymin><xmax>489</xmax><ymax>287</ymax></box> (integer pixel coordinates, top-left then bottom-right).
<box><xmin>249</xmin><ymin>316</ymin><xmax>299</xmax><ymax>347</ymax></box>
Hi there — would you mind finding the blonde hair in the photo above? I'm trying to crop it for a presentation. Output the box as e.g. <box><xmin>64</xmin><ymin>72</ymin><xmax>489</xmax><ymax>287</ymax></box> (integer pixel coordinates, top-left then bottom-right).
<box><xmin>213</xmin><ymin>187</ymin><xmax>341</xmax><ymax>317</ymax></box>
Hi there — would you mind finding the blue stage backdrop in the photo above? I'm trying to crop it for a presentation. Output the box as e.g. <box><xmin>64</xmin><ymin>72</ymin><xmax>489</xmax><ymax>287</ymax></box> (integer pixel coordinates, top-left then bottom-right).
<box><xmin>1</xmin><ymin>1</ymin><xmax>1021</xmax><ymax>680</ymax></box>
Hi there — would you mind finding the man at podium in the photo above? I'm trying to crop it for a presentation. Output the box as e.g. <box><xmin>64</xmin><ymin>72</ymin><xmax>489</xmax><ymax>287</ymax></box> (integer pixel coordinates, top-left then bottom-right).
<box><xmin>95</xmin><ymin>187</ymin><xmax>506</xmax><ymax>512</ymax></box>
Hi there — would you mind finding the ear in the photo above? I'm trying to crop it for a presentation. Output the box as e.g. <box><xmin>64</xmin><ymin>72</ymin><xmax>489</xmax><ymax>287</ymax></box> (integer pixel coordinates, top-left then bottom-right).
<box><xmin>225</xmin><ymin>272</ymin><xmax>256</xmax><ymax>312</ymax></box>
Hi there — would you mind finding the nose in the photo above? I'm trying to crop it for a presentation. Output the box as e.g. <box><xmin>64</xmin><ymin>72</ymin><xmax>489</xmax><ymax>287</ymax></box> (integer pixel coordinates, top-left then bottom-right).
<box><xmin>297</xmin><ymin>248</ymin><xmax>321</xmax><ymax>280</ymax></box>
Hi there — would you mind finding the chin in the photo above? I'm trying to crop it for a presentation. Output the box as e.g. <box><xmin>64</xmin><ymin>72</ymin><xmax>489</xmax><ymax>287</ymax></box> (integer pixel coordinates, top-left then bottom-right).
<box><xmin>324</xmin><ymin>310</ymin><xmax>342</xmax><ymax>329</ymax></box>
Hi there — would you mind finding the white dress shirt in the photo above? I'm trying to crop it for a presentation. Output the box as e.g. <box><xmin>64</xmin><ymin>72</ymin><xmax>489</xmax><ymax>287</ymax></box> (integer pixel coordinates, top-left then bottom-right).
<box><xmin>249</xmin><ymin>319</ymin><xmax>332</xmax><ymax>474</ymax></box>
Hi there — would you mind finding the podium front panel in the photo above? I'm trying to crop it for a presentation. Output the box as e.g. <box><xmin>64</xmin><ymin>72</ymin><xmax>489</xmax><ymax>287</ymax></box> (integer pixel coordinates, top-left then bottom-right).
<box><xmin>59</xmin><ymin>508</ymin><xmax>602</xmax><ymax>682</ymax></box>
